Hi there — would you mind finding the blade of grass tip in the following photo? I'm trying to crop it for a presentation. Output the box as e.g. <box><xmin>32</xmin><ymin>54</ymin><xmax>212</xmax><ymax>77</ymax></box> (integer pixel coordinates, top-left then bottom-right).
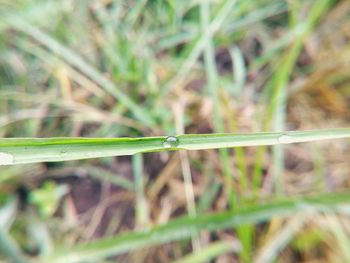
<box><xmin>125</xmin><ymin>0</ymin><xmax>148</xmax><ymax>26</ymax></box>
<box><xmin>156</xmin><ymin>1</ymin><xmax>287</xmax><ymax>53</ymax></box>
<box><xmin>132</xmin><ymin>154</ymin><xmax>149</xmax><ymax>228</ymax></box>
<box><xmin>254</xmin><ymin>215</ymin><xmax>306</xmax><ymax>263</ymax></box>
<box><xmin>92</xmin><ymin>1</ymin><xmax>116</xmax><ymax>44</ymax></box>
<box><xmin>43</xmin><ymin>191</ymin><xmax>350</xmax><ymax>263</ymax></box>
<box><xmin>197</xmin><ymin>167</ymin><xmax>221</xmax><ymax>214</ymax></box>
<box><xmin>229</xmin><ymin>45</ymin><xmax>246</xmax><ymax>97</ymax></box>
<box><xmin>0</xmin><ymin>128</ymin><xmax>350</xmax><ymax>165</ymax></box>
<box><xmin>92</xmin><ymin>1</ymin><xmax>123</xmax><ymax>73</ymax></box>
<box><xmin>0</xmin><ymin>108</ymin><xmax>48</xmax><ymax>129</ymax></box>
<box><xmin>223</xmin><ymin>1</ymin><xmax>288</xmax><ymax>34</ymax></box>
<box><xmin>5</xmin><ymin>17</ymin><xmax>155</xmax><ymax>127</ymax></box>
<box><xmin>252</xmin><ymin>24</ymin><xmax>305</xmax><ymax>69</ymax></box>
<box><xmin>197</xmin><ymin>180</ymin><xmax>221</xmax><ymax>213</ymax></box>
<box><xmin>174</xmin><ymin>241</ymin><xmax>241</xmax><ymax>263</ymax></box>
<box><xmin>84</xmin><ymin>165</ymin><xmax>134</xmax><ymax>191</ymax></box>
<box><xmin>200</xmin><ymin>0</ymin><xmax>236</xmax><ymax>208</ymax></box>
<box><xmin>253</xmin><ymin>0</ymin><xmax>334</xmax><ymax>194</ymax></box>
<box><xmin>325</xmin><ymin>213</ymin><xmax>350</xmax><ymax>262</ymax></box>
<box><xmin>161</xmin><ymin>0</ymin><xmax>237</xmax><ymax>96</ymax></box>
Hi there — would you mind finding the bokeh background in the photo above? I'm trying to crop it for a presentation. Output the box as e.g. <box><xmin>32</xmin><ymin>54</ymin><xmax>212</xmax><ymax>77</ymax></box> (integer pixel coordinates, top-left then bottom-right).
<box><xmin>1</xmin><ymin>0</ymin><xmax>350</xmax><ymax>262</ymax></box>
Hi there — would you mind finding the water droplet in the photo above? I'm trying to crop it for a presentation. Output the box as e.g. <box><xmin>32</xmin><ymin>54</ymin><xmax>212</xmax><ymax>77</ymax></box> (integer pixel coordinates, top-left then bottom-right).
<box><xmin>0</xmin><ymin>152</ymin><xmax>14</xmax><ymax>165</ymax></box>
<box><xmin>278</xmin><ymin>134</ymin><xmax>293</xmax><ymax>144</ymax></box>
<box><xmin>163</xmin><ymin>136</ymin><xmax>179</xmax><ymax>148</ymax></box>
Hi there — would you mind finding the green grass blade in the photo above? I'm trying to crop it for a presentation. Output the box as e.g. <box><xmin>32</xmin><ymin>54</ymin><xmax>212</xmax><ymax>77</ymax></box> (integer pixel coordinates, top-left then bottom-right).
<box><xmin>82</xmin><ymin>165</ymin><xmax>134</xmax><ymax>191</ymax></box>
<box><xmin>132</xmin><ymin>154</ymin><xmax>149</xmax><ymax>228</ymax></box>
<box><xmin>0</xmin><ymin>128</ymin><xmax>349</xmax><ymax>165</ymax></box>
<box><xmin>0</xmin><ymin>229</ymin><xmax>30</xmax><ymax>263</ymax></box>
<box><xmin>174</xmin><ymin>241</ymin><xmax>241</xmax><ymax>263</ymax></box>
<box><xmin>254</xmin><ymin>0</ymin><xmax>333</xmax><ymax>194</ymax></box>
<box><xmin>3</xmin><ymin>17</ymin><xmax>155</xmax><ymax>127</ymax></box>
<box><xmin>200</xmin><ymin>0</ymin><xmax>235</xmax><ymax>208</ymax></box>
<box><xmin>44</xmin><ymin>191</ymin><xmax>350</xmax><ymax>263</ymax></box>
<box><xmin>254</xmin><ymin>215</ymin><xmax>306</xmax><ymax>263</ymax></box>
<box><xmin>162</xmin><ymin>0</ymin><xmax>237</xmax><ymax>95</ymax></box>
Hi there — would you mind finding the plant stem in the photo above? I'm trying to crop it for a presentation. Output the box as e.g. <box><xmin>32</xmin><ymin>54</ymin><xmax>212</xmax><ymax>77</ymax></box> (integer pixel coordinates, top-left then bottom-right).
<box><xmin>0</xmin><ymin>128</ymin><xmax>349</xmax><ymax>165</ymax></box>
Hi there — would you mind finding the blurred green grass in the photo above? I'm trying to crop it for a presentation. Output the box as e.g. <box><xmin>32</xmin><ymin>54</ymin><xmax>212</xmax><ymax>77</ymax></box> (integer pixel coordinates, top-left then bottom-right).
<box><xmin>1</xmin><ymin>0</ymin><xmax>350</xmax><ymax>262</ymax></box>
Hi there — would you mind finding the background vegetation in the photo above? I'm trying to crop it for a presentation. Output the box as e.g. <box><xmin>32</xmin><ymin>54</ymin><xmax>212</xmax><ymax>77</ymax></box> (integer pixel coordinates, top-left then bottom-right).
<box><xmin>1</xmin><ymin>0</ymin><xmax>350</xmax><ymax>262</ymax></box>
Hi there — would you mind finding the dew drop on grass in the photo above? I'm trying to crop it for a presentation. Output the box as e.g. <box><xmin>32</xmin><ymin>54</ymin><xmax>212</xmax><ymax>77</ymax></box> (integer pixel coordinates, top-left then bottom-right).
<box><xmin>0</xmin><ymin>152</ymin><xmax>14</xmax><ymax>165</ymax></box>
<box><xmin>278</xmin><ymin>133</ymin><xmax>293</xmax><ymax>144</ymax></box>
<box><xmin>163</xmin><ymin>136</ymin><xmax>179</xmax><ymax>148</ymax></box>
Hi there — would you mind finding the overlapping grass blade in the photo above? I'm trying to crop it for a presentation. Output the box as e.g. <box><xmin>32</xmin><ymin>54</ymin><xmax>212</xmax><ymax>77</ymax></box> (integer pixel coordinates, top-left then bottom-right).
<box><xmin>2</xmin><ymin>16</ymin><xmax>155</xmax><ymax>127</ymax></box>
<box><xmin>174</xmin><ymin>241</ymin><xmax>241</xmax><ymax>263</ymax></box>
<box><xmin>44</xmin><ymin>191</ymin><xmax>350</xmax><ymax>263</ymax></box>
<box><xmin>0</xmin><ymin>128</ymin><xmax>349</xmax><ymax>165</ymax></box>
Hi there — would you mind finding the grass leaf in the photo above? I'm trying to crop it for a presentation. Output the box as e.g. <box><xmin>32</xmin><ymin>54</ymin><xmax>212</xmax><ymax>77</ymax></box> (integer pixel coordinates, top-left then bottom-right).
<box><xmin>0</xmin><ymin>128</ymin><xmax>349</xmax><ymax>165</ymax></box>
<box><xmin>44</xmin><ymin>191</ymin><xmax>350</xmax><ymax>263</ymax></box>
